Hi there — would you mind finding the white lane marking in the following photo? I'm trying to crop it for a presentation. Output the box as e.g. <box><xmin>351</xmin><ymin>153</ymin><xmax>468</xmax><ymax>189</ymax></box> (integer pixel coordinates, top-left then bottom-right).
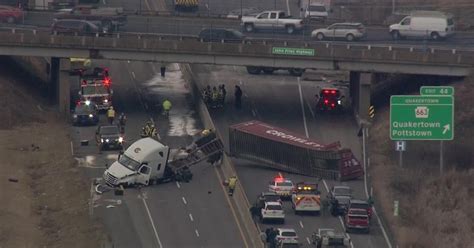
<box><xmin>176</xmin><ymin>181</ymin><xmax>181</xmax><ymax>188</ymax></box>
<box><xmin>239</xmin><ymin>80</ymin><xmax>243</xmax><ymax>85</ymax></box>
<box><xmin>189</xmin><ymin>213</ymin><xmax>194</xmax><ymax>222</ymax></box>
<box><xmin>362</xmin><ymin>129</ymin><xmax>393</xmax><ymax>248</ymax></box>
<box><xmin>141</xmin><ymin>196</ymin><xmax>164</xmax><ymax>248</ymax></box>
<box><xmin>131</xmin><ymin>71</ymin><xmax>136</xmax><ymax>79</ymax></box>
<box><xmin>322</xmin><ymin>179</ymin><xmax>329</xmax><ymax>193</ymax></box>
<box><xmin>298</xmin><ymin>78</ymin><xmax>309</xmax><ymax>138</ymax></box>
<box><xmin>252</xmin><ymin>109</ymin><xmax>256</xmax><ymax>117</ymax></box>
<box><xmin>195</xmin><ymin>229</ymin><xmax>200</xmax><ymax>237</ymax></box>
<box><xmin>70</xmin><ymin>141</ymin><xmax>74</xmax><ymax>156</ymax></box>
<box><xmin>205</xmin><ymin>3</ymin><xmax>209</xmax><ymax>10</ymax></box>
<box><xmin>299</xmin><ymin>221</ymin><xmax>304</xmax><ymax>229</ymax></box>
<box><xmin>127</xmin><ymin>60</ymin><xmax>130</xmax><ymax>63</ymax></box>
<box><xmin>306</xmin><ymin>237</ymin><xmax>311</xmax><ymax>244</ymax></box>
<box><xmin>182</xmin><ymin>196</ymin><xmax>187</xmax><ymax>205</ymax></box>
<box><xmin>286</xmin><ymin>0</ymin><xmax>291</xmax><ymax>16</ymax></box>
<box><xmin>102</xmin><ymin>0</ymin><xmax>106</xmax><ymax>4</ymax></box>
<box><xmin>306</xmin><ymin>101</ymin><xmax>315</xmax><ymax>119</ymax></box>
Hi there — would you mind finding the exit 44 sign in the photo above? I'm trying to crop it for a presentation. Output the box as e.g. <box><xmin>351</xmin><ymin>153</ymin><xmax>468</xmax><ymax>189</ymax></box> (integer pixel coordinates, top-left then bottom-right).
<box><xmin>390</xmin><ymin>95</ymin><xmax>454</xmax><ymax>140</ymax></box>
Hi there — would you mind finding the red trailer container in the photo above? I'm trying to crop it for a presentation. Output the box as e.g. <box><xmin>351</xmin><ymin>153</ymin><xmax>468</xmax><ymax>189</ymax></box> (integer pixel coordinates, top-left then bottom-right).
<box><xmin>229</xmin><ymin>120</ymin><xmax>363</xmax><ymax>181</ymax></box>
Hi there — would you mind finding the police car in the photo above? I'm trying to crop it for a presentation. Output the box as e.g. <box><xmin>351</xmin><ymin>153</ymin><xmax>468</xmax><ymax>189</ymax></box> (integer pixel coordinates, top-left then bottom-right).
<box><xmin>268</xmin><ymin>174</ymin><xmax>294</xmax><ymax>199</ymax></box>
<box><xmin>260</xmin><ymin>201</ymin><xmax>285</xmax><ymax>224</ymax></box>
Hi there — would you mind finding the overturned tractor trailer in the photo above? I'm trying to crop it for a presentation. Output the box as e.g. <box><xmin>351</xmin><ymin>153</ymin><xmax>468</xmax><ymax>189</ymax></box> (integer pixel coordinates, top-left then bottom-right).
<box><xmin>229</xmin><ymin>121</ymin><xmax>363</xmax><ymax>181</ymax></box>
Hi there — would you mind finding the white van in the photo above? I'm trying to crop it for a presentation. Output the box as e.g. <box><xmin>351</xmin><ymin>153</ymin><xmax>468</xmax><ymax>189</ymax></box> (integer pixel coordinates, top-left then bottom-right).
<box><xmin>389</xmin><ymin>11</ymin><xmax>454</xmax><ymax>40</ymax></box>
<box><xmin>305</xmin><ymin>3</ymin><xmax>328</xmax><ymax>21</ymax></box>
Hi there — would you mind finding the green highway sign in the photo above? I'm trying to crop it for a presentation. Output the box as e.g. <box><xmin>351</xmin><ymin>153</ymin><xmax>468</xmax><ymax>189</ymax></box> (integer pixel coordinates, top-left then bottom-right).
<box><xmin>390</xmin><ymin>95</ymin><xmax>454</xmax><ymax>140</ymax></box>
<box><xmin>272</xmin><ymin>47</ymin><xmax>315</xmax><ymax>56</ymax></box>
<box><xmin>420</xmin><ymin>86</ymin><xmax>454</xmax><ymax>96</ymax></box>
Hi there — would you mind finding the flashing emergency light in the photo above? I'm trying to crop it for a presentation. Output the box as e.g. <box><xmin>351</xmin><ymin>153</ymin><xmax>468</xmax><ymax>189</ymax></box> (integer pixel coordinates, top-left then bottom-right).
<box><xmin>324</xmin><ymin>90</ymin><xmax>329</xmax><ymax>94</ymax></box>
<box><xmin>331</xmin><ymin>103</ymin><xmax>335</xmax><ymax>108</ymax></box>
<box><xmin>103</xmin><ymin>77</ymin><xmax>111</xmax><ymax>86</ymax></box>
<box><xmin>85</xmin><ymin>100</ymin><xmax>91</xmax><ymax>106</ymax></box>
<box><xmin>331</xmin><ymin>90</ymin><xmax>336</xmax><ymax>94</ymax></box>
<box><xmin>324</xmin><ymin>99</ymin><xmax>329</xmax><ymax>104</ymax></box>
<box><xmin>274</xmin><ymin>173</ymin><xmax>285</xmax><ymax>182</ymax></box>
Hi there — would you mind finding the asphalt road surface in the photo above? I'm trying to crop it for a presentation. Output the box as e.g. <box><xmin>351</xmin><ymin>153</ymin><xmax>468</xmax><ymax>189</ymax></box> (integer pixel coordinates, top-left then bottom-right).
<box><xmin>189</xmin><ymin>64</ymin><xmax>392</xmax><ymax>248</ymax></box>
<box><xmin>11</xmin><ymin>10</ymin><xmax>474</xmax><ymax>48</ymax></box>
<box><xmin>70</xmin><ymin>61</ymin><xmax>246</xmax><ymax>248</ymax></box>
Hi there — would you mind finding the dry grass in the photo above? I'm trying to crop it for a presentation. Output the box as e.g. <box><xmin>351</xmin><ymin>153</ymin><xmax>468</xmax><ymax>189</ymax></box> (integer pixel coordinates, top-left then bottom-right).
<box><xmin>369</xmin><ymin>74</ymin><xmax>474</xmax><ymax>248</ymax></box>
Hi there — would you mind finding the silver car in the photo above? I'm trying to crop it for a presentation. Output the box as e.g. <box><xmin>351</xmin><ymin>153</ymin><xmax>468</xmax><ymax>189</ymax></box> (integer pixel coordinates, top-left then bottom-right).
<box><xmin>311</xmin><ymin>23</ymin><xmax>366</xmax><ymax>41</ymax></box>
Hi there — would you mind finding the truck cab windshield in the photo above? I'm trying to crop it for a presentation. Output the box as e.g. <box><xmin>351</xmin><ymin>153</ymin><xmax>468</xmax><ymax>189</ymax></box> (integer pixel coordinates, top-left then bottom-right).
<box><xmin>118</xmin><ymin>154</ymin><xmax>141</xmax><ymax>171</ymax></box>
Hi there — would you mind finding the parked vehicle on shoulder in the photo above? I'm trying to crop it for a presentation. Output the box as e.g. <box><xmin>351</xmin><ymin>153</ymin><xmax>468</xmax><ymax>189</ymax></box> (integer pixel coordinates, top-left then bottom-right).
<box><xmin>311</xmin><ymin>23</ymin><xmax>366</xmax><ymax>41</ymax></box>
<box><xmin>198</xmin><ymin>28</ymin><xmax>245</xmax><ymax>43</ymax></box>
<box><xmin>241</xmin><ymin>10</ymin><xmax>304</xmax><ymax>34</ymax></box>
<box><xmin>389</xmin><ymin>11</ymin><xmax>454</xmax><ymax>40</ymax></box>
<box><xmin>0</xmin><ymin>5</ymin><xmax>23</xmax><ymax>23</ymax></box>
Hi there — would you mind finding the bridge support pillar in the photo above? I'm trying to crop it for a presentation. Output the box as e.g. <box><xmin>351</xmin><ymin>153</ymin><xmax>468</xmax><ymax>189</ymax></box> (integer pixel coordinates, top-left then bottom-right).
<box><xmin>350</xmin><ymin>71</ymin><xmax>373</xmax><ymax>126</ymax></box>
<box><xmin>50</xmin><ymin>57</ymin><xmax>70</xmax><ymax>114</ymax></box>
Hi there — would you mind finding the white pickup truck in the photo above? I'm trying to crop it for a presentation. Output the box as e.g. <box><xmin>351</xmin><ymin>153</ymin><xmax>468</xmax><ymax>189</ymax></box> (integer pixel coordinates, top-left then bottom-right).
<box><xmin>241</xmin><ymin>11</ymin><xmax>304</xmax><ymax>34</ymax></box>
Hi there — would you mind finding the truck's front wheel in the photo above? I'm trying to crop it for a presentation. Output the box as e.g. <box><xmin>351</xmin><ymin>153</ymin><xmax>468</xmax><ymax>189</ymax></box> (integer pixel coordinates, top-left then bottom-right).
<box><xmin>246</xmin><ymin>66</ymin><xmax>261</xmax><ymax>75</ymax></box>
<box><xmin>286</xmin><ymin>25</ymin><xmax>295</xmax><ymax>34</ymax></box>
<box><xmin>244</xmin><ymin>23</ymin><xmax>254</xmax><ymax>32</ymax></box>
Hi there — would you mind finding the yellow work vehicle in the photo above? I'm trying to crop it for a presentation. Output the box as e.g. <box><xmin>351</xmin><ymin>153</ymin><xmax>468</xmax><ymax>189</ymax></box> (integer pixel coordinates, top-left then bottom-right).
<box><xmin>70</xmin><ymin>58</ymin><xmax>92</xmax><ymax>75</ymax></box>
<box><xmin>174</xmin><ymin>0</ymin><xmax>198</xmax><ymax>11</ymax></box>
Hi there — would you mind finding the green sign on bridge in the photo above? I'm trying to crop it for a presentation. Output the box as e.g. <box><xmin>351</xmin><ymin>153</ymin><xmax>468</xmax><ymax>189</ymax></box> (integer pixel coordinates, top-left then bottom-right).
<box><xmin>390</xmin><ymin>95</ymin><xmax>454</xmax><ymax>140</ymax></box>
<box><xmin>420</xmin><ymin>86</ymin><xmax>454</xmax><ymax>96</ymax></box>
<box><xmin>272</xmin><ymin>47</ymin><xmax>315</xmax><ymax>56</ymax></box>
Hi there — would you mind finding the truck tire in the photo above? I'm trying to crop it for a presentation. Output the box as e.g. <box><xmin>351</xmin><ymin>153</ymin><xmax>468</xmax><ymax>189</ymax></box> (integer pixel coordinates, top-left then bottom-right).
<box><xmin>430</xmin><ymin>32</ymin><xmax>440</xmax><ymax>40</ymax></box>
<box><xmin>262</xmin><ymin>67</ymin><xmax>275</xmax><ymax>74</ymax></box>
<box><xmin>244</xmin><ymin>23</ymin><xmax>254</xmax><ymax>32</ymax></box>
<box><xmin>391</xmin><ymin>30</ymin><xmax>401</xmax><ymax>40</ymax></box>
<box><xmin>289</xmin><ymin>68</ymin><xmax>304</xmax><ymax>76</ymax></box>
<box><xmin>286</xmin><ymin>25</ymin><xmax>295</xmax><ymax>34</ymax></box>
<box><xmin>246</xmin><ymin>66</ymin><xmax>261</xmax><ymax>75</ymax></box>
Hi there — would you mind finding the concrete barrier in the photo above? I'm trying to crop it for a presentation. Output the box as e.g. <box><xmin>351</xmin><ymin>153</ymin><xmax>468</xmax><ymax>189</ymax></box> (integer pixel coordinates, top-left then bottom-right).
<box><xmin>180</xmin><ymin>63</ymin><xmax>264</xmax><ymax>248</ymax></box>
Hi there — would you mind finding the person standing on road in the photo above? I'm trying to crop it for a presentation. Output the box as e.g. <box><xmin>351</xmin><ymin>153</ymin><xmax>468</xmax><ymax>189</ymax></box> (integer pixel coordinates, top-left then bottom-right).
<box><xmin>107</xmin><ymin>106</ymin><xmax>115</xmax><ymax>125</ymax></box>
<box><xmin>228</xmin><ymin>176</ymin><xmax>237</xmax><ymax>196</ymax></box>
<box><xmin>162</xmin><ymin>98</ymin><xmax>172</xmax><ymax>116</ymax></box>
<box><xmin>219</xmin><ymin>84</ymin><xmax>227</xmax><ymax>106</ymax></box>
<box><xmin>234</xmin><ymin>85</ymin><xmax>242</xmax><ymax>109</ymax></box>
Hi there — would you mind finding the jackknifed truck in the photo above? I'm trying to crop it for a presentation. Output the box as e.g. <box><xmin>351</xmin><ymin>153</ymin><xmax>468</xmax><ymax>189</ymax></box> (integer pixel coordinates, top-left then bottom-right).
<box><xmin>228</xmin><ymin>120</ymin><xmax>363</xmax><ymax>181</ymax></box>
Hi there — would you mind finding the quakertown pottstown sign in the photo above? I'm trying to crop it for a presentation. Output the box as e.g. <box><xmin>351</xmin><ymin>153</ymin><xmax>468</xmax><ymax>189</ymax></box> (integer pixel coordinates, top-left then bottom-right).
<box><xmin>390</xmin><ymin>95</ymin><xmax>454</xmax><ymax>140</ymax></box>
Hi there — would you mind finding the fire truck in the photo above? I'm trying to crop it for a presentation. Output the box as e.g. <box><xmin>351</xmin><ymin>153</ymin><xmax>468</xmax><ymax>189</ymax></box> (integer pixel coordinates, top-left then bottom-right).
<box><xmin>78</xmin><ymin>75</ymin><xmax>112</xmax><ymax>111</ymax></box>
<box><xmin>315</xmin><ymin>88</ymin><xmax>345</xmax><ymax>112</ymax></box>
<box><xmin>291</xmin><ymin>182</ymin><xmax>321</xmax><ymax>214</ymax></box>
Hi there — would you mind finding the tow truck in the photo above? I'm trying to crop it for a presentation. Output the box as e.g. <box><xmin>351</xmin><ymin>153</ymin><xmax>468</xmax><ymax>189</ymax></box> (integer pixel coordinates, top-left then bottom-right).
<box><xmin>102</xmin><ymin>132</ymin><xmax>223</xmax><ymax>187</ymax></box>
<box><xmin>315</xmin><ymin>88</ymin><xmax>345</xmax><ymax>112</ymax></box>
<box><xmin>291</xmin><ymin>182</ymin><xmax>321</xmax><ymax>214</ymax></box>
<box><xmin>311</xmin><ymin>228</ymin><xmax>350</xmax><ymax>248</ymax></box>
<box><xmin>268</xmin><ymin>174</ymin><xmax>294</xmax><ymax>199</ymax></box>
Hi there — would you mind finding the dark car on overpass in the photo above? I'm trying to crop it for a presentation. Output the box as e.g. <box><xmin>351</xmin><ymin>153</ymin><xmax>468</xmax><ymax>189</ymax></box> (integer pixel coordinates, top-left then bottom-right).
<box><xmin>198</xmin><ymin>28</ymin><xmax>245</xmax><ymax>43</ymax></box>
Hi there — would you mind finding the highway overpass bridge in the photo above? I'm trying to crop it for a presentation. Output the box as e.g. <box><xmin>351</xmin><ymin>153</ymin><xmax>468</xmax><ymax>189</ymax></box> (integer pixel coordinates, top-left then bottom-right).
<box><xmin>1</xmin><ymin>28</ymin><xmax>471</xmax><ymax>123</ymax></box>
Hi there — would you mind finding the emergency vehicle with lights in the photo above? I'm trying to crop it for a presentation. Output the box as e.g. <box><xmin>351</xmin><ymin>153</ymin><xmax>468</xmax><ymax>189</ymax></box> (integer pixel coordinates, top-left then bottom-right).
<box><xmin>260</xmin><ymin>201</ymin><xmax>285</xmax><ymax>223</ymax></box>
<box><xmin>268</xmin><ymin>174</ymin><xmax>294</xmax><ymax>199</ymax></box>
<box><xmin>291</xmin><ymin>182</ymin><xmax>321</xmax><ymax>214</ymax></box>
<box><xmin>316</xmin><ymin>88</ymin><xmax>345</xmax><ymax>112</ymax></box>
<box><xmin>78</xmin><ymin>75</ymin><xmax>113</xmax><ymax>110</ymax></box>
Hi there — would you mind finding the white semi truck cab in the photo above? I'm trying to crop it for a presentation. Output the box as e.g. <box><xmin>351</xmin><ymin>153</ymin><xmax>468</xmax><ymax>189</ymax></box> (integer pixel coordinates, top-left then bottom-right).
<box><xmin>103</xmin><ymin>135</ymin><xmax>224</xmax><ymax>187</ymax></box>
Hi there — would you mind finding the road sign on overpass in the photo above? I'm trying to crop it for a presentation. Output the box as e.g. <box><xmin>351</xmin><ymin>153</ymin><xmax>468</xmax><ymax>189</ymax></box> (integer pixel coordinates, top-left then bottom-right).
<box><xmin>420</xmin><ymin>86</ymin><xmax>454</xmax><ymax>96</ymax></box>
<box><xmin>272</xmin><ymin>47</ymin><xmax>315</xmax><ymax>56</ymax></box>
<box><xmin>390</xmin><ymin>95</ymin><xmax>454</xmax><ymax>140</ymax></box>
